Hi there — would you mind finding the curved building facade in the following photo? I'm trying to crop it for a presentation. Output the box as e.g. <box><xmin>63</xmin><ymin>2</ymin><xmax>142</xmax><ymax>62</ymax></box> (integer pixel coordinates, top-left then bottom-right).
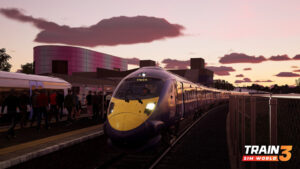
<box><xmin>34</xmin><ymin>45</ymin><xmax>128</xmax><ymax>75</ymax></box>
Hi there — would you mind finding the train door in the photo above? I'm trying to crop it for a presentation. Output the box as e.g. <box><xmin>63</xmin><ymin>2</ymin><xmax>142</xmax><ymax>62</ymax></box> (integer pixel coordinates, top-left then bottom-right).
<box><xmin>168</xmin><ymin>81</ymin><xmax>176</xmax><ymax>120</ymax></box>
<box><xmin>175</xmin><ymin>81</ymin><xmax>184</xmax><ymax>121</ymax></box>
<box><xmin>181</xmin><ymin>82</ymin><xmax>185</xmax><ymax>119</ymax></box>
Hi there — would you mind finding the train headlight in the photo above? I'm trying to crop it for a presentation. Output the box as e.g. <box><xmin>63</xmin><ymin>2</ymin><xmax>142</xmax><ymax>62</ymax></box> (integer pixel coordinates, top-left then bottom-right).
<box><xmin>144</xmin><ymin>102</ymin><xmax>156</xmax><ymax>115</ymax></box>
<box><xmin>108</xmin><ymin>102</ymin><xmax>115</xmax><ymax>115</ymax></box>
<box><xmin>146</xmin><ymin>103</ymin><xmax>155</xmax><ymax>110</ymax></box>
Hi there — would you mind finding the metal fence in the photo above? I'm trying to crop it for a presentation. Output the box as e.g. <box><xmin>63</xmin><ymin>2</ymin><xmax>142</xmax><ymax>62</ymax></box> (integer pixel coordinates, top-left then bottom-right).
<box><xmin>228</xmin><ymin>95</ymin><xmax>300</xmax><ymax>169</ymax></box>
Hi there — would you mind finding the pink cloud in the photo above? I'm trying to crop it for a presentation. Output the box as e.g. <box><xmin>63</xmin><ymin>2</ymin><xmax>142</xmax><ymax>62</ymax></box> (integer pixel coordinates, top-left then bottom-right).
<box><xmin>0</xmin><ymin>8</ymin><xmax>184</xmax><ymax>47</ymax></box>
<box><xmin>234</xmin><ymin>80</ymin><xmax>244</xmax><ymax>83</ymax></box>
<box><xmin>293</xmin><ymin>69</ymin><xmax>300</xmax><ymax>72</ymax></box>
<box><xmin>293</xmin><ymin>54</ymin><xmax>300</xmax><ymax>60</ymax></box>
<box><xmin>235</xmin><ymin>74</ymin><xmax>244</xmax><ymax>77</ymax></box>
<box><xmin>254</xmin><ymin>80</ymin><xmax>273</xmax><ymax>83</ymax></box>
<box><xmin>291</xmin><ymin>66</ymin><xmax>298</xmax><ymax>68</ymax></box>
<box><xmin>243</xmin><ymin>78</ymin><xmax>252</xmax><ymax>82</ymax></box>
<box><xmin>269</xmin><ymin>54</ymin><xmax>291</xmax><ymax>61</ymax></box>
<box><xmin>275</xmin><ymin>72</ymin><xmax>300</xmax><ymax>77</ymax></box>
<box><xmin>219</xmin><ymin>53</ymin><xmax>266</xmax><ymax>64</ymax></box>
<box><xmin>162</xmin><ymin>59</ymin><xmax>190</xmax><ymax>69</ymax></box>
<box><xmin>219</xmin><ymin>53</ymin><xmax>300</xmax><ymax>64</ymax></box>
<box><xmin>206</xmin><ymin>66</ymin><xmax>235</xmax><ymax>76</ymax></box>
<box><xmin>243</xmin><ymin>68</ymin><xmax>252</xmax><ymax>71</ymax></box>
<box><xmin>235</xmin><ymin>78</ymin><xmax>252</xmax><ymax>83</ymax></box>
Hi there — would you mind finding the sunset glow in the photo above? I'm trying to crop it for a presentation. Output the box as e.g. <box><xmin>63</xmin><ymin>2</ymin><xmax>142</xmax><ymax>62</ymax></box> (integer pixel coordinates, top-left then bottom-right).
<box><xmin>1</xmin><ymin>0</ymin><xmax>300</xmax><ymax>86</ymax></box>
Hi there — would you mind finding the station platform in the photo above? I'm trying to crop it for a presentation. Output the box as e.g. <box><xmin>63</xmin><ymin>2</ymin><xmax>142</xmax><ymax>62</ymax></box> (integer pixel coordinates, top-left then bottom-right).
<box><xmin>0</xmin><ymin>118</ymin><xmax>104</xmax><ymax>169</ymax></box>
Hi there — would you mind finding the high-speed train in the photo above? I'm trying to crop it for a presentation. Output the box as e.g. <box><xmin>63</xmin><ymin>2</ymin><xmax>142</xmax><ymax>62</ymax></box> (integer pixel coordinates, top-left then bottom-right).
<box><xmin>104</xmin><ymin>67</ymin><xmax>246</xmax><ymax>150</ymax></box>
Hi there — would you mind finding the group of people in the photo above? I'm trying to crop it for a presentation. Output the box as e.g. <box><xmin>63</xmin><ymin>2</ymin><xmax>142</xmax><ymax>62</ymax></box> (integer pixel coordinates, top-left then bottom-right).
<box><xmin>85</xmin><ymin>91</ymin><xmax>110</xmax><ymax>121</ymax></box>
<box><xmin>0</xmin><ymin>89</ymin><xmax>111</xmax><ymax>139</ymax></box>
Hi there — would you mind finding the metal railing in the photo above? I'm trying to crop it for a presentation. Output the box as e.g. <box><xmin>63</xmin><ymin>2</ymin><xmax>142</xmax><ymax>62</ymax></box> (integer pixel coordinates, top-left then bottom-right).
<box><xmin>228</xmin><ymin>95</ymin><xmax>300</xmax><ymax>169</ymax></box>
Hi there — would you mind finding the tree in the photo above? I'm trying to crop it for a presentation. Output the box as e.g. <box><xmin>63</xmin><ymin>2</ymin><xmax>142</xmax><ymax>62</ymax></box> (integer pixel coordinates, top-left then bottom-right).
<box><xmin>213</xmin><ymin>79</ymin><xmax>235</xmax><ymax>90</ymax></box>
<box><xmin>0</xmin><ymin>48</ymin><xmax>12</xmax><ymax>71</ymax></box>
<box><xmin>21</xmin><ymin>62</ymin><xmax>34</xmax><ymax>74</ymax></box>
<box><xmin>296</xmin><ymin>78</ymin><xmax>300</xmax><ymax>87</ymax></box>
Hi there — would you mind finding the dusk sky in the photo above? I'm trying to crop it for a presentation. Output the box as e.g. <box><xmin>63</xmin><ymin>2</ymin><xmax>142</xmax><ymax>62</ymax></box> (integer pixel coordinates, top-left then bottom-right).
<box><xmin>1</xmin><ymin>0</ymin><xmax>300</xmax><ymax>86</ymax></box>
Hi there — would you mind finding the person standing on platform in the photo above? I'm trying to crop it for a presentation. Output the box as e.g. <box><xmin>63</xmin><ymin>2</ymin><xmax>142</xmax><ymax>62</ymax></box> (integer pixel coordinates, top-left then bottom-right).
<box><xmin>0</xmin><ymin>93</ymin><xmax>5</xmax><ymax>116</ymax></box>
<box><xmin>64</xmin><ymin>90</ymin><xmax>74</xmax><ymax>122</ymax></box>
<box><xmin>37</xmin><ymin>90</ymin><xmax>49</xmax><ymax>130</ymax></box>
<box><xmin>98</xmin><ymin>92</ymin><xmax>103</xmax><ymax>121</ymax></box>
<box><xmin>19</xmin><ymin>91</ymin><xmax>30</xmax><ymax>128</ymax></box>
<box><xmin>74</xmin><ymin>93</ymin><xmax>81</xmax><ymax>120</ymax></box>
<box><xmin>56</xmin><ymin>91</ymin><xmax>64</xmax><ymax>119</ymax></box>
<box><xmin>104</xmin><ymin>92</ymin><xmax>112</xmax><ymax>121</ymax></box>
<box><xmin>72</xmin><ymin>91</ymin><xmax>78</xmax><ymax>120</ymax></box>
<box><xmin>86</xmin><ymin>91</ymin><xmax>92</xmax><ymax>119</ymax></box>
<box><xmin>30</xmin><ymin>91</ymin><xmax>39</xmax><ymax>127</ymax></box>
<box><xmin>50</xmin><ymin>91</ymin><xmax>59</xmax><ymax>123</ymax></box>
<box><xmin>92</xmin><ymin>91</ymin><xmax>99</xmax><ymax>120</ymax></box>
<box><xmin>1</xmin><ymin>89</ymin><xmax>19</xmax><ymax>139</ymax></box>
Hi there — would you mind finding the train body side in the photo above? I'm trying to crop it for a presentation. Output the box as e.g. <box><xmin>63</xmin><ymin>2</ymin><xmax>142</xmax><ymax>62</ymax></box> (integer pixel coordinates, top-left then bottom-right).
<box><xmin>104</xmin><ymin>67</ymin><xmax>247</xmax><ymax>150</ymax></box>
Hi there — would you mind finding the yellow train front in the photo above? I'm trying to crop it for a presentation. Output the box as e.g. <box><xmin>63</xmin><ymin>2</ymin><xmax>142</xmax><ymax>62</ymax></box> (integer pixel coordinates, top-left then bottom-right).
<box><xmin>104</xmin><ymin>67</ymin><xmax>178</xmax><ymax>150</ymax></box>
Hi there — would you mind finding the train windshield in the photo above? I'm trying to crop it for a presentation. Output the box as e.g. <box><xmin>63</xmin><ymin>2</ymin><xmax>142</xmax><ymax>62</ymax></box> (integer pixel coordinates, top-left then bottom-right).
<box><xmin>114</xmin><ymin>77</ymin><xmax>163</xmax><ymax>100</ymax></box>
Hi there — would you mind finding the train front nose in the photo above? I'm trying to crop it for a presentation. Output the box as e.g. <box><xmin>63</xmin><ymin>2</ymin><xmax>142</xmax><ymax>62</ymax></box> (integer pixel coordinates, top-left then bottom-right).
<box><xmin>109</xmin><ymin>112</ymin><xmax>146</xmax><ymax>132</ymax></box>
<box><xmin>106</xmin><ymin>111</ymin><xmax>155</xmax><ymax>146</ymax></box>
<box><xmin>105</xmin><ymin>97</ymin><xmax>162</xmax><ymax>148</ymax></box>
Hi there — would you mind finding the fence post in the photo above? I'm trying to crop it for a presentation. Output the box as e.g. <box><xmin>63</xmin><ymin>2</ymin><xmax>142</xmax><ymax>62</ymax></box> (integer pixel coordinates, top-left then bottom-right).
<box><xmin>250</xmin><ymin>97</ymin><xmax>256</xmax><ymax>144</ymax></box>
<box><xmin>236</xmin><ymin>96</ymin><xmax>240</xmax><ymax>168</ymax></box>
<box><xmin>241</xmin><ymin>96</ymin><xmax>246</xmax><ymax>169</ymax></box>
<box><xmin>230</xmin><ymin>96</ymin><xmax>235</xmax><ymax>149</ymax></box>
<box><xmin>270</xmin><ymin>98</ymin><xmax>277</xmax><ymax>145</ymax></box>
<box><xmin>250</xmin><ymin>96</ymin><xmax>256</xmax><ymax>169</ymax></box>
<box><xmin>270</xmin><ymin>98</ymin><xmax>278</xmax><ymax>169</ymax></box>
<box><xmin>231</xmin><ymin>96</ymin><xmax>237</xmax><ymax>156</ymax></box>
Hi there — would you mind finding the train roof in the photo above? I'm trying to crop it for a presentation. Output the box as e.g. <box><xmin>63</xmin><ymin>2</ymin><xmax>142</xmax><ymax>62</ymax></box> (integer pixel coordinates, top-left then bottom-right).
<box><xmin>124</xmin><ymin>67</ymin><xmax>212</xmax><ymax>89</ymax></box>
<box><xmin>125</xmin><ymin>67</ymin><xmax>174</xmax><ymax>80</ymax></box>
<box><xmin>123</xmin><ymin>67</ymin><xmax>249</xmax><ymax>94</ymax></box>
<box><xmin>0</xmin><ymin>71</ymin><xmax>71</xmax><ymax>90</ymax></box>
<box><xmin>125</xmin><ymin>67</ymin><xmax>193</xmax><ymax>83</ymax></box>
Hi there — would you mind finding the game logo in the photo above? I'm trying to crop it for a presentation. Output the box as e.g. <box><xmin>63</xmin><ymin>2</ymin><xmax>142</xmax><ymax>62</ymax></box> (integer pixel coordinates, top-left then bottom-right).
<box><xmin>242</xmin><ymin>145</ymin><xmax>293</xmax><ymax>162</ymax></box>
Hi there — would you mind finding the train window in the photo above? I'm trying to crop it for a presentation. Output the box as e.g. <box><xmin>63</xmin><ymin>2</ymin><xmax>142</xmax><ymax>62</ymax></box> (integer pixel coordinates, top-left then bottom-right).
<box><xmin>169</xmin><ymin>84</ymin><xmax>173</xmax><ymax>93</ymax></box>
<box><xmin>114</xmin><ymin>77</ymin><xmax>163</xmax><ymax>100</ymax></box>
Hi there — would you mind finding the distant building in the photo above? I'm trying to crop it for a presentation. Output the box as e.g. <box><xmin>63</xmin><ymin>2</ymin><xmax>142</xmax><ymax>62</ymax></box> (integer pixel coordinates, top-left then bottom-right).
<box><xmin>92</xmin><ymin>58</ymin><xmax>214</xmax><ymax>86</ymax></box>
<box><xmin>140</xmin><ymin>60</ymin><xmax>156</xmax><ymax>67</ymax></box>
<box><xmin>34</xmin><ymin>45</ymin><xmax>213</xmax><ymax>96</ymax></box>
<box><xmin>34</xmin><ymin>45</ymin><xmax>128</xmax><ymax>75</ymax></box>
<box><xmin>169</xmin><ymin>58</ymin><xmax>213</xmax><ymax>86</ymax></box>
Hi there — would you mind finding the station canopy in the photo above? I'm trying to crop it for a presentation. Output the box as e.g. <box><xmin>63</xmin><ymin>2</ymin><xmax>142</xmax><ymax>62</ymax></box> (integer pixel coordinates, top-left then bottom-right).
<box><xmin>0</xmin><ymin>71</ymin><xmax>71</xmax><ymax>90</ymax></box>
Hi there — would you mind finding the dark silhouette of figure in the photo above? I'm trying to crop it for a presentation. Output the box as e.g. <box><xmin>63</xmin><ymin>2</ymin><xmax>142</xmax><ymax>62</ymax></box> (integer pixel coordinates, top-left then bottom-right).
<box><xmin>37</xmin><ymin>90</ymin><xmax>49</xmax><ymax>130</ymax></box>
<box><xmin>2</xmin><ymin>89</ymin><xmax>19</xmax><ymax>138</ymax></box>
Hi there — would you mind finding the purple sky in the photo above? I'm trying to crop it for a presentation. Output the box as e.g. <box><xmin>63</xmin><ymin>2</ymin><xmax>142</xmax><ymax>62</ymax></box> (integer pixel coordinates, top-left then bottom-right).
<box><xmin>1</xmin><ymin>0</ymin><xmax>300</xmax><ymax>86</ymax></box>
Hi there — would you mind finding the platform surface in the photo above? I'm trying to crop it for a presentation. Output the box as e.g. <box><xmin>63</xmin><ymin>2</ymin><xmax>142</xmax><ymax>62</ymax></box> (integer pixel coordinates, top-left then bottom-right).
<box><xmin>0</xmin><ymin>119</ymin><xmax>103</xmax><ymax>169</ymax></box>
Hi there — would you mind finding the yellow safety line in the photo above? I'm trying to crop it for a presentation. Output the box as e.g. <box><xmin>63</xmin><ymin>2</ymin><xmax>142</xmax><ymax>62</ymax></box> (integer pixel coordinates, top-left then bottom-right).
<box><xmin>0</xmin><ymin>124</ymin><xmax>102</xmax><ymax>156</ymax></box>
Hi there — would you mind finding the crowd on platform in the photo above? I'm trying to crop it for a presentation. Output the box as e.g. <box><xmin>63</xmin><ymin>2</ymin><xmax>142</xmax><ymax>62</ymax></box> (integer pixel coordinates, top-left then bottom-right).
<box><xmin>0</xmin><ymin>89</ymin><xmax>111</xmax><ymax>139</ymax></box>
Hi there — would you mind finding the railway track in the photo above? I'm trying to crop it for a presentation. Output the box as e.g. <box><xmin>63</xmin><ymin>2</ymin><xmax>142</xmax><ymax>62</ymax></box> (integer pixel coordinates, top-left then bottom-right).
<box><xmin>148</xmin><ymin>105</ymin><xmax>223</xmax><ymax>169</ymax></box>
<box><xmin>96</xmin><ymin>104</ymin><xmax>226</xmax><ymax>169</ymax></box>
